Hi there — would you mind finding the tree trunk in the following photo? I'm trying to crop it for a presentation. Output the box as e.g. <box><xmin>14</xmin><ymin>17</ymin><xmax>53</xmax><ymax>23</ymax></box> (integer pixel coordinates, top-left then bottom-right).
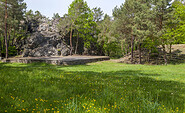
<box><xmin>169</xmin><ymin>43</ymin><xmax>172</xmax><ymax>59</ymax></box>
<box><xmin>70</xmin><ymin>25</ymin><xmax>73</xmax><ymax>56</ymax></box>
<box><xmin>139</xmin><ymin>43</ymin><xmax>142</xmax><ymax>64</ymax></box>
<box><xmin>148</xmin><ymin>49</ymin><xmax>151</xmax><ymax>63</ymax></box>
<box><xmin>127</xmin><ymin>44</ymin><xmax>130</xmax><ymax>55</ymax></box>
<box><xmin>75</xmin><ymin>32</ymin><xmax>79</xmax><ymax>54</ymax></box>
<box><xmin>12</xmin><ymin>24</ymin><xmax>16</xmax><ymax>46</ymax></box>
<box><xmin>125</xmin><ymin>44</ymin><xmax>127</xmax><ymax>56</ymax></box>
<box><xmin>100</xmin><ymin>41</ymin><xmax>104</xmax><ymax>56</ymax></box>
<box><xmin>131</xmin><ymin>36</ymin><xmax>134</xmax><ymax>63</ymax></box>
<box><xmin>4</xmin><ymin>0</ymin><xmax>8</xmax><ymax>58</ymax></box>
<box><xmin>0</xmin><ymin>38</ymin><xmax>1</xmax><ymax>57</ymax></box>
<box><xmin>162</xmin><ymin>45</ymin><xmax>167</xmax><ymax>65</ymax></box>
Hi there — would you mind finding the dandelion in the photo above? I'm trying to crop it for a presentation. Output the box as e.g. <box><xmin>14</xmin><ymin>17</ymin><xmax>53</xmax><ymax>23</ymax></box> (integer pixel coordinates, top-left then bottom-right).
<box><xmin>5</xmin><ymin>110</ymin><xmax>7</xmax><ymax>112</ymax></box>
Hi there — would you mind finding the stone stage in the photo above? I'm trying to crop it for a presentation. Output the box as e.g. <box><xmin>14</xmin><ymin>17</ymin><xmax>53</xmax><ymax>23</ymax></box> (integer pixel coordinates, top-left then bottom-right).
<box><xmin>1</xmin><ymin>56</ymin><xmax>110</xmax><ymax>65</ymax></box>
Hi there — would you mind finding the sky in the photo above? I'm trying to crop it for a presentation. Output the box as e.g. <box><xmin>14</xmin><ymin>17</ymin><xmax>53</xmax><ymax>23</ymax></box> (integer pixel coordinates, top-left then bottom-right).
<box><xmin>25</xmin><ymin>0</ymin><xmax>125</xmax><ymax>18</ymax></box>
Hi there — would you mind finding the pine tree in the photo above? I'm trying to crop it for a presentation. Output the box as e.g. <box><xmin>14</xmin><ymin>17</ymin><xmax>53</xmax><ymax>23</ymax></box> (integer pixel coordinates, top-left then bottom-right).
<box><xmin>0</xmin><ymin>0</ymin><xmax>26</xmax><ymax>58</ymax></box>
<box><xmin>152</xmin><ymin>0</ymin><xmax>173</xmax><ymax>65</ymax></box>
<box><xmin>113</xmin><ymin>0</ymin><xmax>152</xmax><ymax>63</ymax></box>
<box><xmin>58</xmin><ymin>0</ymin><xmax>96</xmax><ymax>55</ymax></box>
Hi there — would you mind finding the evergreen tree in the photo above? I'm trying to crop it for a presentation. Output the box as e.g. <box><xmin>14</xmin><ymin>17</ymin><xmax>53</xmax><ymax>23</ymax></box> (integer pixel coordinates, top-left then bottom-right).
<box><xmin>152</xmin><ymin>0</ymin><xmax>173</xmax><ymax>65</ymax></box>
<box><xmin>113</xmin><ymin>0</ymin><xmax>152</xmax><ymax>63</ymax></box>
<box><xmin>58</xmin><ymin>0</ymin><xmax>96</xmax><ymax>55</ymax></box>
<box><xmin>0</xmin><ymin>0</ymin><xmax>26</xmax><ymax>58</ymax></box>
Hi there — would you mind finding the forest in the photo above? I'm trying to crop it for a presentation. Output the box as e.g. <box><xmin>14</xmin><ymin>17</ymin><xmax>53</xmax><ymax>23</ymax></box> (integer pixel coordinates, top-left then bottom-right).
<box><xmin>0</xmin><ymin>0</ymin><xmax>185</xmax><ymax>65</ymax></box>
<box><xmin>0</xmin><ymin>0</ymin><xmax>185</xmax><ymax>112</ymax></box>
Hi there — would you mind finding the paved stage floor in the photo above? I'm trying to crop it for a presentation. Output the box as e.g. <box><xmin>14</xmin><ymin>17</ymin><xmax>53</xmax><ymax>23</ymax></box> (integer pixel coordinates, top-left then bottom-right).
<box><xmin>1</xmin><ymin>56</ymin><xmax>110</xmax><ymax>65</ymax></box>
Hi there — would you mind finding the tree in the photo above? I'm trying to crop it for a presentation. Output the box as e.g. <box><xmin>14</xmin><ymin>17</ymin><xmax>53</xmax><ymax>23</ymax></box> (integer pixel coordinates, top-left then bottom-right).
<box><xmin>53</xmin><ymin>13</ymin><xmax>60</xmax><ymax>19</ymax></box>
<box><xmin>152</xmin><ymin>0</ymin><xmax>173</xmax><ymax>65</ymax></box>
<box><xmin>0</xmin><ymin>0</ymin><xmax>26</xmax><ymax>58</ymax></box>
<box><xmin>5</xmin><ymin>0</ymin><xmax>8</xmax><ymax>58</ymax></box>
<box><xmin>169</xmin><ymin>1</ymin><xmax>185</xmax><ymax>44</ymax></box>
<box><xmin>92</xmin><ymin>7</ymin><xmax>104</xmax><ymax>22</ymax></box>
<box><xmin>58</xmin><ymin>0</ymin><xmax>96</xmax><ymax>55</ymax></box>
<box><xmin>113</xmin><ymin>0</ymin><xmax>150</xmax><ymax>63</ymax></box>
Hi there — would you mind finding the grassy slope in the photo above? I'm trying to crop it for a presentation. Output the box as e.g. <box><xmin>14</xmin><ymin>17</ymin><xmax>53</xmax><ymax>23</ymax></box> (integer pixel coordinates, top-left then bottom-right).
<box><xmin>0</xmin><ymin>61</ymin><xmax>185</xmax><ymax>113</ymax></box>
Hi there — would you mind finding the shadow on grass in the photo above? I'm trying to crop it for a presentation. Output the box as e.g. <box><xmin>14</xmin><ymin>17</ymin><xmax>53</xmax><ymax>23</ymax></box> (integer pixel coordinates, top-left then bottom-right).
<box><xmin>0</xmin><ymin>63</ymin><xmax>185</xmax><ymax>112</ymax></box>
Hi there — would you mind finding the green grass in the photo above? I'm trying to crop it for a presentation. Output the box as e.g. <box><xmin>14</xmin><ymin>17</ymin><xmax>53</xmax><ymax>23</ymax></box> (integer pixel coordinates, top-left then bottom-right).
<box><xmin>0</xmin><ymin>61</ymin><xmax>185</xmax><ymax>113</ymax></box>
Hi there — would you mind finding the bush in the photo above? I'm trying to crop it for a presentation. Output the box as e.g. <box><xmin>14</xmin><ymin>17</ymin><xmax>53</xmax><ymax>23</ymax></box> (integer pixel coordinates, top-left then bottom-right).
<box><xmin>1</xmin><ymin>46</ymin><xmax>17</xmax><ymax>57</ymax></box>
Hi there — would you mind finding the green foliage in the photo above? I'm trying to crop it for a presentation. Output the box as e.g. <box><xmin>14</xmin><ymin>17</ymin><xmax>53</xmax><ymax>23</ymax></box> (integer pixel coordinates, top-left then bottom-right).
<box><xmin>1</xmin><ymin>46</ymin><xmax>17</xmax><ymax>56</ymax></box>
<box><xmin>92</xmin><ymin>7</ymin><xmax>104</xmax><ymax>22</ymax></box>
<box><xmin>53</xmin><ymin>13</ymin><xmax>60</xmax><ymax>19</ymax></box>
<box><xmin>58</xmin><ymin>0</ymin><xmax>97</xmax><ymax>53</ymax></box>
<box><xmin>0</xmin><ymin>62</ymin><xmax>185</xmax><ymax>112</ymax></box>
<box><xmin>165</xmin><ymin>1</ymin><xmax>185</xmax><ymax>44</ymax></box>
<box><xmin>103</xmin><ymin>41</ymin><xmax>123</xmax><ymax>58</ymax></box>
<box><xmin>0</xmin><ymin>0</ymin><xmax>26</xmax><ymax>57</ymax></box>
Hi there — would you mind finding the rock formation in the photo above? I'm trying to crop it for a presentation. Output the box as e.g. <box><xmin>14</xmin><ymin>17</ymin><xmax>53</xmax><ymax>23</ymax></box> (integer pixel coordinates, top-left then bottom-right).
<box><xmin>22</xmin><ymin>18</ymin><xmax>70</xmax><ymax>57</ymax></box>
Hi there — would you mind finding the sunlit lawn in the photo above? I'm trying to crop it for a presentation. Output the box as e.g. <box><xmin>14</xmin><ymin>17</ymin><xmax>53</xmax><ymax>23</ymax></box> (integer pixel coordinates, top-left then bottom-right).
<box><xmin>0</xmin><ymin>61</ymin><xmax>185</xmax><ymax>113</ymax></box>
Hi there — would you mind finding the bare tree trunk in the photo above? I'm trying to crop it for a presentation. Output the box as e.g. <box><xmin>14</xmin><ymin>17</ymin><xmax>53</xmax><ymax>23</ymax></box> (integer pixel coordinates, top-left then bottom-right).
<box><xmin>127</xmin><ymin>44</ymin><xmax>130</xmax><ymax>55</ymax></box>
<box><xmin>0</xmin><ymin>37</ymin><xmax>1</xmax><ymax>57</ymax></box>
<box><xmin>100</xmin><ymin>41</ymin><xmax>104</xmax><ymax>56</ymax></box>
<box><xmin>139</xmin><ymin>43</ymin><xmax>142</xmax><ymax>64</ymax></box>
<box><xmin>169</xmin><ymin>43</ymin><xmax>172</xmax><ymax>59</ymax></box>
<box><xmin>75</xmin><ymin>32</ymin><xmax>79</xmax><ymax>54</ymax></box>
<box><xmin>148</xmin><ymin>49</ymin><xmax>150</xmax><ymax>63</ymax></box>
<box><xmin>125</xmin><ymin>44</ymin><xmax>127</xmax><ymax>56</ymax></box>
<box><xmin>162</xmin><ymin>45</ymin><xmax>167</xmax><ymax>65</ymax></box>
<box><xmin>131</xmin><ymin>36</ymin><xmax>134</xmax><ymax>63</ymax></box>
<box><xmin>121</xmin><ymin>41</ymin><xmax>124</xmax><ymax>56</ymax></box>
<box><xmin>5</xmin><ymin>0</ymin><xmax>8</xmax><ymax>58</ymax></box>
<box><xmin>12</xmin><ymin>24</ymin><xmax>16</xmax><ymax>45</ymax></box>
<box><xmin>70</xmin><ymin>25</ymin><xmax>73</xmax><ymax>56</ymax></box>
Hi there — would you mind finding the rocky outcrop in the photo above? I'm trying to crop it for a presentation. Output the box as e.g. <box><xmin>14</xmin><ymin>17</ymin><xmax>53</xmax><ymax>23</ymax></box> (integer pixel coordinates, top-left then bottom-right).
<box><xmin>22</xmin><ymin>18</ymin><xmax>70</xmax><ymax>57</ymax></box>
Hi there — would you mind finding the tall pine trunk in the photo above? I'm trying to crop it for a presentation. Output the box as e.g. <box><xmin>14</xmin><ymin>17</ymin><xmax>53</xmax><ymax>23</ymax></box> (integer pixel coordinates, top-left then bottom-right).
<box><xmin>121</xmin><ymin>41</ymin><xmax>124</xmax><ymax>56</ymax></box>
<box><xmin>169</xmin><ymin>43</ymin><xmax>172</xmax><ymax>59</ymax></box>
<box><xmin>125</xmin><ymin>44</ymin><xmax>128</xmax><ymax>56</ymax></box>
<box><xmin>127</xmin><ymin>44</ymin><xmax>130</xmax><ymax>56</ymax></box>
<box><xmin>0</xmin><ymin>37</ymin><xmax>1</xmax><ymax>57</ymax></box>
<box><xmin>4</xmin><ymin>0</ymin><xmax>8</xmax><ymax>58</ymax></box>
<box><xmin>12</xmin><ymin>27</ymin><xmax>16</xmax><ymax>46</ymax></box>
<box><xmin>75</xmin><ymin>32</ymin><xmax>79</xmax><ymax>54</ymax></box>
<box><xmin>70</xmin><ymin>25</ymin><xmax>73</xmax><ymax>56</ymax></box>
<box><xmin>139</xmin><ymin>43</ymin><xmax>142</xmax><ymax>64</ymax></box>
<box><xmin>162</xmin><ymin>45</ymin><xmax>167</xmax><ymax>65</ymax></box>
<box><xmin>131</xmin><ymin>36</ymin><xmax>134</xmax><ymax>63</ymax></box>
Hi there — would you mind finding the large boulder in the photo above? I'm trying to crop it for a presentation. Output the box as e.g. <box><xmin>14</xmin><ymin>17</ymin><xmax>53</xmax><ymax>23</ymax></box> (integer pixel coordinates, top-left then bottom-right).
<box><xmin>22</xmin><ymin>18</ymin><xmax>70</xmax><ymax>57</ymax></box>
<box><xmin>22</xmin><ymin>17</ymin><xmax>71</xmax><ymax>57</ymax></box>
<box><xmin>23</xmin><ymin>31</ymin><xmax>70</xmax><ymax>57</ymax></box>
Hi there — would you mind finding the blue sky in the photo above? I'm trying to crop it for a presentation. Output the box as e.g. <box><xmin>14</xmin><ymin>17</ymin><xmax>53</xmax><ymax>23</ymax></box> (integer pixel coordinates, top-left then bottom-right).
<box><xmin>25</xmin><ymin>0</ymin><xmax>125</xmax><ymax>18</ymax></box>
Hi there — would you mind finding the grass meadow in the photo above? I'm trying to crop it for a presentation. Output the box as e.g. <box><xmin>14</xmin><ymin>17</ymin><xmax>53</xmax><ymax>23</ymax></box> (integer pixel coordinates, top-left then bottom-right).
<box><xmin>0</xmin><ymin>61</ymin><xmax>185</xmax><ymax>113</ymax></box>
